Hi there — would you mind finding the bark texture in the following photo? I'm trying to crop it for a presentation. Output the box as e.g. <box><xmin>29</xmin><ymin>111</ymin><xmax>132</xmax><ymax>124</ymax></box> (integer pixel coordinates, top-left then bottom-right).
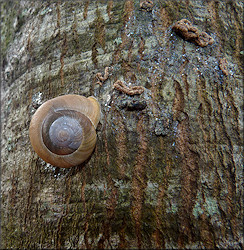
<box><xmin>1</xmin><ymin>0</ymin><xmax>243</xmax><ymax>249</ymax></box>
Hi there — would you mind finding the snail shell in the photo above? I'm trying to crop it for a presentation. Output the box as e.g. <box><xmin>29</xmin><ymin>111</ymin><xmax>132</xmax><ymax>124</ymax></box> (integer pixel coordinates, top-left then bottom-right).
<box><xmin>29</xmin><ymin>95</ymin><xmax>100</xmax><ymax>168</ymax></box>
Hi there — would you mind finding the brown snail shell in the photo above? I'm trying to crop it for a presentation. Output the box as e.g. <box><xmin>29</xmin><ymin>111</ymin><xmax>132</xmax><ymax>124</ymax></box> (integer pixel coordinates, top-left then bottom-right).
<box><xmin>29</xmin><ymin>95</ymin><xmax>100</xmax><ymax>168</ymax></box>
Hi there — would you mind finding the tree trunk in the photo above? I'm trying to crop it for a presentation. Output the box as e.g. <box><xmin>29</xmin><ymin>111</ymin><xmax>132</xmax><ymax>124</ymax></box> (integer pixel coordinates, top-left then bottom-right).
<box><xmin>1</xmin><ymin>0</ymin><xmax>243</xmax><ymax>248</ymax></box>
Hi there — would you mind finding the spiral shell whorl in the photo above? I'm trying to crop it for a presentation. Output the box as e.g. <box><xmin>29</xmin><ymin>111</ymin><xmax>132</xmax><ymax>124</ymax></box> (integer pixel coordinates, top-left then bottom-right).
<box><xmin>29</xmin><ymin>95</ymin><xmax>100</xmax><ymax>168</ymax></box>
<box><xmin>42</xmin><ymin>110</ymin><xmax>84</xmax><ymax>155</ymax></box>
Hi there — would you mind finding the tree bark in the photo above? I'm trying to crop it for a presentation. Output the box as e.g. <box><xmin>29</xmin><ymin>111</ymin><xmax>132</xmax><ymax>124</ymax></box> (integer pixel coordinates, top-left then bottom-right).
<box><xmin>1</xmin><ymin>0</ymin><xmax>243</xmax><ymax>249</ymax></box>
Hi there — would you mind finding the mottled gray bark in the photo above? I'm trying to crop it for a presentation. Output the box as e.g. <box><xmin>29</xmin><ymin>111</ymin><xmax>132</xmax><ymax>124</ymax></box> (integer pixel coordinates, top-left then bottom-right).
<box><xmin>1</xmin><ymin>0</ymin><xmax>243</xmax><ymax>249</ymax></box>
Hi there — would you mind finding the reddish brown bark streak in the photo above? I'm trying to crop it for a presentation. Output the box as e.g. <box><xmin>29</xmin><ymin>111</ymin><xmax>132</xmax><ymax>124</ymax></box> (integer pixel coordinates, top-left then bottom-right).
<box><xmin>131</xmin><ymin>114</ymin><xmax>148</xmax><ymax>248</ymax></box>
<box><xmin>153</xmin><ymin>137</ymin><xmax>173</xmax><ymax>248</ymax></box>
<box><xmin>83</xmin><ymin>0</ymin><xmax>90</xmax><ymax>20</ymax></box>
<box><xmin>97</xmin><ymin>111</ymin><xmax>118</xmax><ymax>249</ymax></box>
<box><xmin>60</xmin><ymin>33</ymin><xmax>67</xmax><ymax>87</ymax></box>
<box><xmin>115</xmin><ymin>112</ymin><xmax>127</xmax><ymax>178</ymax></box>
<box><xmin>173</xmin><ymin>81</ymin><xmax>199</xmax><ymax>247</ymax></box>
